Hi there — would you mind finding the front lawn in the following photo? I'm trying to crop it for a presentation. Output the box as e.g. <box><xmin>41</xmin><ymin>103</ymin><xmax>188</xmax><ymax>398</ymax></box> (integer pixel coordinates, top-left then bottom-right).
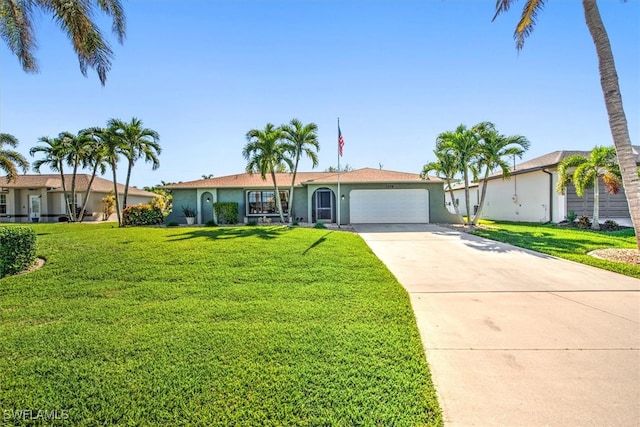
<box><xmin>472</xmin><ymin>221</ymin><xmax>640</xmax><ymax>279</ymax></box>
<box><xmin>0</xmin><ymin>224</ymin><xmax>441</xmax><ymax>426</ymax></box>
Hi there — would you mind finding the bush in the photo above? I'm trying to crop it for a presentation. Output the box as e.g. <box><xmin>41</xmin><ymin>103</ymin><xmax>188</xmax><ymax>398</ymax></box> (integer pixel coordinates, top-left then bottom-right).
<box><xmin>166</xmin><ymin>221</ymin><xmax>179</xmax><ymax>227</ymax></box>
<box><xmin>314</xmin><ymin>221</ymin><xmax>327</xmax><ymax>229</ymax></box>
<box><xmin>122</xmin><ymin>204</ymin><xmax>164</xmax><ymax>226</ymax></box>
<box><xmin>205</xmin><ymin>220</ymin><xmax>217</xmax><ymax>227</ymax></box>
<box><xmin>603</xmin><ymin>219</ymin><xmax>619</xmax><ymax>231</ymax></box>
<box><xmin>213</xmin><ymin>202</ymin><xmax>239</xmax><ymax>225</ymax></box>
<box><xmin>246</xmin><ymin>220</ymin><xmax>258</xmax><ymax>226</ymax></box>
<box><xmin>566</xmin><ymin>211</ymin><xmax>577</xmax><ymax>222</ymax></box>
<box><xmin>577</xmin><ymin>215</ymin><xmax>591</xmax><ymax>229</ymax></box>
<box><xmin>0</xmin><ymin>227</ymin><xmax>37</xmax><ymax>278</ymax></box>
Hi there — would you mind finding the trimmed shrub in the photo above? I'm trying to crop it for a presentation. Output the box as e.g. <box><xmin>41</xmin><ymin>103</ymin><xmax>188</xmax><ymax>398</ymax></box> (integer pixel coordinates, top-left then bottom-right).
<box><xmin>166</xmin><ymin>221</ymin><xmax>179</xmax><ymax>227</ymax></box>
<box><xmin>205</xmin><ymin>220</ymin><xmax>217</xmax><ymax>227</ymax></box>
<box><xmin>314</xmin><ymin>221</ymin><xmax>327</xmax><ymax>229</ymax></box>
<box><xmin>0</xmin><ymin>227</ymin><xmax>37</xmax><ymax>278</ymax></box>
<box><xmin>122</xmin><ymin>204</ymin><xmax>164</xmax><ymax>226</ymax></box>
<box><xmin>213</xmin><ymin>202</ymin><xmax>239</xmax><ymax>225</ymax></box>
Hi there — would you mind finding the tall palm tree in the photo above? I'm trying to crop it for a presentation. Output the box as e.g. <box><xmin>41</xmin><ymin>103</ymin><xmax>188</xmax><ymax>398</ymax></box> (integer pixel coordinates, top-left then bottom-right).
<box><xmin>0</xmin><ymin>133</ymin><xmax>29</xmax><ymax>182</ymax></box>
<box><xmin>472</xmin><ymin>122</ymin><xmax>530</xmax><ymax>225</ymax></box>
<box><xmin>421</xmin><ymin>150</ymin><xmax>464</xmax><ymax>224</ymax></box>
<box><xmin>494</xmin><ymin>0</ymin><xmax>639</xmax><ymax>247</ymax></box>
<box><xmin>1</xmin><ymin>0</ymin><xmax>126</xmax><ymax>86</ymax></box>
<box><xmin>30</xmin><ymin>134</ymin><xmax>72</xmax><ymax>217</ymax></box>
<box><xmin>63</xmin><ymin>130</ymin><xmax>94</xmax><ymax>221</ymax></box>
<box><xmin>435</xmin><ymin>124</ymin><xmax>480</xmax><ymax>226</ymax></box>
<box><xmin>107</xmin><ymin>117</ymin><xmax>161</xmax><ymax>209</ymax></box>
<box><xmin>77</xmin><ymin>127</ymin><xmax>109</xmax><ymax>222</ymax></box>
<box><xmin>280</xmin><ymin>119</ymin><xmax>320</xmax><ymax>222</ymax></box>
<box><xmin>557</xmin><ymin>146</ymin><xmax>621</xmax><ymax>230</ymax></box>
<box><xmin>242</xmin><ymin>123</ymin><xmax>292</xmax><ymax>223</ymax></box>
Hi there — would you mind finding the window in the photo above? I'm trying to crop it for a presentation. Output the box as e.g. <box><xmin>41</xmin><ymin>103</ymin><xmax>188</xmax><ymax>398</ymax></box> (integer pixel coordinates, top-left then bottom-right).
<box><xmin>0</xmin><ymin>194</ymin><xmax>6</xmax><ymax>214</ymax></box>
<box><xmin>246</xmin><ymin>190</ymin><xmax>289</xmax><ymax>215</ymax></box>
<box><xmin>65</xmin><ymin>194</ymin><xmax>78</xmax><ymax>215</ymax></box>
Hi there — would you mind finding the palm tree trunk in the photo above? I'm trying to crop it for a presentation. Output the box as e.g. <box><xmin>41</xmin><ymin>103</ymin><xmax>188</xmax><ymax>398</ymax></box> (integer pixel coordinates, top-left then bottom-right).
<box><xmin>78</xmin><ymin>163</ymin><xmax>100</xmax><ymax>223</ymax></box>
<box><xmin>123</xmin><ymin>159</ymin><xmax>133</xmax><ymax>209</ymax></box>
<box><xmin>463</xmin><ymin>170</ymin><xmax>472</xmax><ymax>226</ymax></box>
<box><xmin>591</xmin><ymin>176</ymin><xmax>601</xmax><ymax>230</ymax></box>
<box><xmin>69</xmin><ymin>161</ymin><xmax>79</xmax><ymax>222</ymax></box>
<box><xmin>472</xmin><ymin>174</ymin><xmax>490</xmax><ymax>225</ymax></box>
<box><xmin>288</xmin><ymin>156</ymin><xmax>301</xmax><ymax>222</ymax></box>
<box><xmin>583</xmin><ymin>0</ymin><xmax>640</xmax><ymax>247</ymax></box>
<box><xmin>111</xmin><ymin>162</ymin><xmax>122</xmax><ymax>226</ymax></box>
<box><xmin>58</xmin><ymin>166</ymin><xmax>71</xmax><ymax>220</ymax></box>
<box><xmin>270</xmin><ymin>170</ymin><xmax>285</xmax><ymax>223</ymax></box>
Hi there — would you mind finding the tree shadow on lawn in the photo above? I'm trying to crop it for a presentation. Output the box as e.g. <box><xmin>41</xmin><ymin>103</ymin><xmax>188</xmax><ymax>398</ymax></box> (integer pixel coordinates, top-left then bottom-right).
<box><xmin>302</xmin><ymin>231</ymin><xmax>332</xmax><ymax>256</ymax></box>
<box><xmin>469</xmin><ymin>228</ymin><xmax>623</xmax><ymax>257</ymax></box>
<box><xmin>166</xmin><ymin>226</ymin><xmax>288</xmax><ymax>241</ymax></box>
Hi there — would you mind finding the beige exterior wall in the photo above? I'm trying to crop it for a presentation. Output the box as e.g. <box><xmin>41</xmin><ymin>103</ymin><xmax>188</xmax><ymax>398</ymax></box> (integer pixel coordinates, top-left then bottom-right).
<box><xmin>448</xmin><ymin>186</ymin><xmax>479</xmax><ymax>216</ymax></box>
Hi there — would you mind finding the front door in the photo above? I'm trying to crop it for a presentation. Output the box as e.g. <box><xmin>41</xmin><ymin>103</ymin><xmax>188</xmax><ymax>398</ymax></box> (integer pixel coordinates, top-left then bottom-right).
<box><xmin>315</xmin><ymin>189</ymin><xmax>333</xmax><ymax>222</ymax></box>
<box><xmin>29</xmin><ymin>195</ymin><xmax>41</xmax><ymax>222</ymax></box>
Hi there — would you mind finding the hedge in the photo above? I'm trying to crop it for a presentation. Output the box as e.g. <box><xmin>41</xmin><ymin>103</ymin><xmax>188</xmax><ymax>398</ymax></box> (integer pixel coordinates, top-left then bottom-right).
<box><xmin>213</xmin><ymin>202</ymin><xmax>239</xmax><ymax>225</ymax></box>
<box><xmin>122</xmin><ymin>204</ymin><xmax>164</xmax><ymax>226</ymax></box>
<box><xmin>0</xmin><ymin>227</ymin><xmax>37</xmax><ymax>278</ymax></box>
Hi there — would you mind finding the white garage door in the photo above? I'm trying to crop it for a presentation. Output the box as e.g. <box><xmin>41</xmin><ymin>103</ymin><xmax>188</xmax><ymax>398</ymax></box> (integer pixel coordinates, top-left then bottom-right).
<box><xmin>350</xmin><ymin>189</ymin><xmax>429</xmax><ymax>223</ymax></box>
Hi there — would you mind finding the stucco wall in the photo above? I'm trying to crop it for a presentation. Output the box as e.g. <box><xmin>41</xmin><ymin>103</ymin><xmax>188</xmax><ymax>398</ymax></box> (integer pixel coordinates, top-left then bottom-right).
<box><xmin>479</xmin><ymin>171</ymin><xmax>561</xmax><ymax>223</ymax></box>
<box><xmin>165</xmin><ymin>189</ymin><xmax>197</xmax><ymax>224</ymax></box>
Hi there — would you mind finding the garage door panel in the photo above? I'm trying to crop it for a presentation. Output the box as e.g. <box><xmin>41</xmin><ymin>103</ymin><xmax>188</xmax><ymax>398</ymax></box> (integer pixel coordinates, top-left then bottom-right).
<box><xmin>350</xmin><ymin>189</ymin><xmax>429</xmax><ymax>223</ymax></box>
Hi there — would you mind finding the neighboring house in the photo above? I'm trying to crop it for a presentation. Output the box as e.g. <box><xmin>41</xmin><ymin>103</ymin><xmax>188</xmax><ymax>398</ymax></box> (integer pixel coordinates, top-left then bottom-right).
<box><xmin>164</xmin><ymin>168</ymin><xmax>459</xmax><ymax>225</ymax></box>
<box><xmin>0</xmin><ymin>174</ymin><xmax>157</xmax><ymax>223</ymax></box>
<box><xmin>445</xmin><ymin>182</ymin><xmax>479</xmax><ymax>216</ymax></box>
<box><xmin>453</xmin><ymin>146</ymin><xmax>639</xmax><ymax>225</ymax></box>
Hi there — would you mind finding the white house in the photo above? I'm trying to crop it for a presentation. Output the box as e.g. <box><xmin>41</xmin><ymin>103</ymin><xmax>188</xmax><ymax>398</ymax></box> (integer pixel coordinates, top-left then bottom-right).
<box><xmin>451</xmin><ymin>147</ymin><xmax>639</xmax><ymax>225</ymax></box>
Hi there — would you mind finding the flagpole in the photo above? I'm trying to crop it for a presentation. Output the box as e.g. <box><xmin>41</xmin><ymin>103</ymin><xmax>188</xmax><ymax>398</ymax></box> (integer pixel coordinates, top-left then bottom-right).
<box><xmin>337</xmin><ymin>117</ymin><xmax>341</xmax><ymax>228</ymax></box>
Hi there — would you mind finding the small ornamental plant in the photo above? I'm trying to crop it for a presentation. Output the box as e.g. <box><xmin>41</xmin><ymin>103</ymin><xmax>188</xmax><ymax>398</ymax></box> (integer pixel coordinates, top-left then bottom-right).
<box><xmin>181</xmin><ymin>206</ymin><xmax>197</xmax><ymax>217</ymax></box>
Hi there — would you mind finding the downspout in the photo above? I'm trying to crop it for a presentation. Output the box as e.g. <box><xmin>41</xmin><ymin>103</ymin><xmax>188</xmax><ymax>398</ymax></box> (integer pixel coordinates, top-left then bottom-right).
<box><xmin>542</xmin><ymin>169</ymin><xmax>553</xmax><ymax>223</ymax></box>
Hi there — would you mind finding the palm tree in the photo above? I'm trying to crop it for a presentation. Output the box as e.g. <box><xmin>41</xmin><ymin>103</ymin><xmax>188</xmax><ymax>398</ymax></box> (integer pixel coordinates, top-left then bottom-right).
<box><xmin>280</xmin><ymin>119</ymin><xmax>320</xmax><ymax>221</ymax></box>
<box><xmin>102</xmin><ymin>125</ymin><xmax>124</xmax><ymax>226</ymax></box>
<box><xmin>242</xmin><ymin>123</ymin><xmax>292</xmax><ymax>223</ymax></box>
<box><xmin>435</xmin><ymin>125</ymin><xmax>480</xmax><ymax>226</ymax></box>
<box><xmin>107</xmin><ymin>118</ymin><xmax>161</xmax><ymax>210</ymax></box>
<box><xmin>557</xmin><ymin>146</ymin><xmax>621</xmax><ymax>230</ymax></box>
<box><xmin>472</xmin><ymin>122</ymin><xmax>530</xmax><ymax>225</ymax></box>
<box><xmin>421</xmin><ymin>150</ymin><xmax>464</xmax><ymax>224</ymax></box>
<box><xmin>494</xmin><ymin>0</ymin><xmax>639</xmax><ymax>247</ymax></box>
<box><xmin>77</xmin><ymin>127</ymin><xmax>110</xmax><ymax>222</ymax></box>
<box><xmin>30</xmin><ymin>134</ymin><xmax>72</xmax><ymax>217</ymax></box>
<box><xmin>0</xmin><ymin>133</ymin><xmax>29</xmax><ymax>181</ymax></box>
<box><xmin>1</xmin><ymin>0</ymin><xmax>126</xmax><ymax>86</ymax></box>
<box><xmin>63</xmin><ymin>131</ymin><xmax>95</xmax><ymax>221</ymax></box>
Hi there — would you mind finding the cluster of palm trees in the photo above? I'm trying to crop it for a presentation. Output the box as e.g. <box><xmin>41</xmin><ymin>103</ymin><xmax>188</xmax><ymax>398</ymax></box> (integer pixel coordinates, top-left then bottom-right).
<box><xmin>28</xmin><ymin>117</ymin><xmax>160</xmax><ymax>225</ymax></box>
<box><xmin>422</xmin><ymin>122</ymin><xmax>530</xmax><ymax>227</ymax></box>
<box><xmin>242</xmin><ymin>119</ymin><xmax>320</xmax><ymax>223</ymax></box>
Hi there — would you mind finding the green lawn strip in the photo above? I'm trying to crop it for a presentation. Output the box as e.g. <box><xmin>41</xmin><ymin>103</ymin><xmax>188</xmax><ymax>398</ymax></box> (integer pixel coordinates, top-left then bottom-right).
<box><xmin>471</xmin><ymin>221</ymin><xmax>640</xmax><ymax>279</ymax></box>
<box><xmin>0</xmin><ymin>224</ymin><xmax>441</xmax><ymax>426</ymax></box>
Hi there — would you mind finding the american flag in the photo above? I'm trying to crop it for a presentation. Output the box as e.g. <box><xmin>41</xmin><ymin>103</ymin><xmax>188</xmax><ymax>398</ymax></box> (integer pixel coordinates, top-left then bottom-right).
<box><xmin>338</xmin><ymin>125</ymin><xmax>344</xmax><ymax>157</ymax></box>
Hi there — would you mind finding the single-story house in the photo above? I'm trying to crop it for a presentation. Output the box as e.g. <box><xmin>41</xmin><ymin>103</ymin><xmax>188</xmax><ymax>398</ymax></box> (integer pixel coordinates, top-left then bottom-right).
<box><xmin>451</xmin><ymin>146</ymin><xmax>639</xmax><ymax>226</ymax></box>
<box><xmin>164</xmin><ymin>168</ymin><xmax>459</xmax><ymax>225</ymax></box>
<box><xmin>0</xmin><ymin>174</ymin><xmax>158</xmax><ymax>223</ymax></box>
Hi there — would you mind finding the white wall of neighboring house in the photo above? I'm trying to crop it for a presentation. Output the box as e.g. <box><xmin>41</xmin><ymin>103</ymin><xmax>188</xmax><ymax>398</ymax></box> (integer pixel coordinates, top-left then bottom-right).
<box><xmin>447</xmin><ymin>186</ymin><xmax>479</xmax><ymax>217</ymax></box>
<box><xmin>476</xmin><ymin>169</ymin><xmax>565</xmax><ymax>223</ymax></box>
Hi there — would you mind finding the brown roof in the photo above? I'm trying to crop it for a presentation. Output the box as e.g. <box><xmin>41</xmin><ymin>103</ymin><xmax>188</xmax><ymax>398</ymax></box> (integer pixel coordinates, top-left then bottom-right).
<box><xmin>0</xmin><ymin>174</ymin><xmax>157</xmax><ymax>197</ymax></box>
<box><xmin>164</xmin><ymin>168</ymin><xmax>440</xmax><ymax>189</ymax></box>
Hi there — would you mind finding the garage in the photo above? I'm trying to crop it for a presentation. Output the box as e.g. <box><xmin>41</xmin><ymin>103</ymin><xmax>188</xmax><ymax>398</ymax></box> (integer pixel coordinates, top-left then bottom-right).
<box><xmin>350</xmin><ymin>189</ymin><xmax>429</xmax><ymax>223</ymax></box>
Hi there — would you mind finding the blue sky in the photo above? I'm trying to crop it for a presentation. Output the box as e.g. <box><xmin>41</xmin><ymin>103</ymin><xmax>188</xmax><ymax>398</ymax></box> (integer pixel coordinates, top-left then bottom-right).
<box><xmin>1</xmin><ymin>0</ymin><xmax>638</xmax><ymax>188</ymax></box>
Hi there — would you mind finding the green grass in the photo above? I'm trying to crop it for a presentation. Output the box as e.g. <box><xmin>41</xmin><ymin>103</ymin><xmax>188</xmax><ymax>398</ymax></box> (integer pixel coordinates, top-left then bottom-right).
<box><xmin>0</xmin><ymin>223</ymin><xmax>442</xmax><ymax>426</ymax></box>
<box><xmin>472</xmin><ymin>220</ymin><xmax>640</xmax><ymax>279</ymax></box>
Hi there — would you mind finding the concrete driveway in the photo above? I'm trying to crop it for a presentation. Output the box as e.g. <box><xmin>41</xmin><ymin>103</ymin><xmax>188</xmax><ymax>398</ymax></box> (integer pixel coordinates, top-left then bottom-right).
<box><xmin>355</xmin><ymin>224</ymin><xmax>640</xmax><ymax>427</ymax></box>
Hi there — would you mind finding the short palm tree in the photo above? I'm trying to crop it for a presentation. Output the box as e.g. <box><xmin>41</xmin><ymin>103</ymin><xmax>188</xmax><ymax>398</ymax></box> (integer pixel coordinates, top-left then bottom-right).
<box><xmin>494</xmin><ymin>0</ymin><xmax>639</xmax><ymax>247</ymax></box>
<box><xmin>30</xmin><ymin>134</ymin><xmax>72</xmax><ymax>217</ymax></box>
<box><xmin>0</xmin><ymin>133</ymin><xmax>29</xmax><ymax>181</ymax></box>
<box><xmin>1</xmin><ymin>0</ymin><xmax>126</xmax><ymax>85</ymax></box>
<box><xmin>243</xmin><ymin>123</ymin><xmax>292</xmax><ymax>223</ymax></box>
<box><xmin>435</xmin><ymin>125</ymin><xmax>480</xmax><ymax>226</ymax></box>
<box><xmin>421</xmin><ymin>150</ymin><xmax>463</xmax><ymax>224</ymax></box>
<box><xmin>280</xmin><ymin>119</ymin><xmax>320</xmax><ymax>222</ymax></box>
<box><xmin>102</xmin><ymin>125</ymin><xmax>125</xmax><ymax>226</ymax></box>
<box><xmin>557</xmin><ymin>146</ymin><xmax>621</xmax><ymax>230</ymax></box>
<box><xmin>107</xmin><ymin>118</ymin><xmax>161</xmax><ymax>209</ymax></box>
<box><xmin>472</xmin><ymin>122</ymin><xmax>530</xmax><ymax>225</ymax></box>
